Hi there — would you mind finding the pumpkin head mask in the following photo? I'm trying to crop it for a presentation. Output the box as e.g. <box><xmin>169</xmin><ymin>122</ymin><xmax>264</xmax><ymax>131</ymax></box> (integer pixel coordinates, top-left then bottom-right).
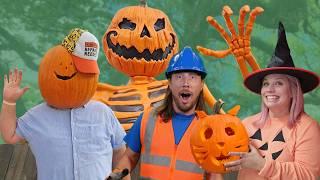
<box><xmin>190</xmin><ymin>101</ymin><xmax>249</xmax><ymax>173</ymax></box>
<box><xmin>38</xmin><ymin>28</ymin><xmax>99</xmax><ymax>109</ymax></box>
<box><xmin>103</xmin><ymin>5</ymin><xmax>178</xmax><ymax>77</ymax></box>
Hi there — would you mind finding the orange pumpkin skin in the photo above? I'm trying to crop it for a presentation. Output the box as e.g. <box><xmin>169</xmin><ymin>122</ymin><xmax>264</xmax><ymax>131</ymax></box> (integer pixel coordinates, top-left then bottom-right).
<box><xmin>38</xmin><ymin>45</ymin><xmax>98</xmax><ymax>109</ymax></box>
<box><xmin>103</xmin><ymin>5</ymin><xmax>178</xmax><ymax>77</ymax></box>
<box><xmin>190</xmin><ymin>114</ymin><xmax>249</xmax><ymax>173</ymax></box>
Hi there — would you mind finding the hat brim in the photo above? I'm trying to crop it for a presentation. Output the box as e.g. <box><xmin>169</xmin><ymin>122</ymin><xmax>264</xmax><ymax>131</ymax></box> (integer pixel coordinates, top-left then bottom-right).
<box><xmin>166</xmin><ymin>69</ymin><xmax>207</xmax><ymax>79</ymax></box>
<box><xmin>244</xmin><ymin>67</ymin><xmax>319</xmax><ymax>94</ymax></box>
<box><xmin>72</xmin><ymin>55</ymin><xmax>100</xmax><ymax>74</ymax></box>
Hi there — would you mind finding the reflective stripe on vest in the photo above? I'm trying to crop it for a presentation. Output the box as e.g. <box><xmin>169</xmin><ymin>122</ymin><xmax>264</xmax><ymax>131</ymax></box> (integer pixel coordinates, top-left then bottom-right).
<box><xmin>143</xmin><ymin>110</ymin><xmax>157</xmax><ymax>154</ymax></box>
<box><xmin>139</xmin><ymin>176</ymin><xmax>156</xmax><ymax>180</ymax></box>
<box><xmin>175</xmin><ymin>160</ymin><xmax>203</xmax><ymax>174</ymax></box>
<box><xmin>141</xmin><ymin>154</ymin><xmax>170</xmax><ymax>166</ymax></box>
<box><xmin>141</xmin><ymin>110</ymin><xmax>203</xmax><ymax>176</ymax></box>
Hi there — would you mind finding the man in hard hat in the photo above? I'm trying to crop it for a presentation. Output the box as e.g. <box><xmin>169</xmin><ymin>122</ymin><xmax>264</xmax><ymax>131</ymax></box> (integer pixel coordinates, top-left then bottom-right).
<box><xmin>109</xmin><ymin>46</ymin><xmax>222</xmax><ymax>179</ymax></box>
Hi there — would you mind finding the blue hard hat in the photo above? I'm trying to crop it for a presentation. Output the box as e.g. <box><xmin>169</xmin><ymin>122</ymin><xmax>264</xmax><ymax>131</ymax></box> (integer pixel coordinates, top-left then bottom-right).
<box><xmin>165</xmin><ymin>46</ymin><xmax>207</xmax><ymax>79</ymax></box>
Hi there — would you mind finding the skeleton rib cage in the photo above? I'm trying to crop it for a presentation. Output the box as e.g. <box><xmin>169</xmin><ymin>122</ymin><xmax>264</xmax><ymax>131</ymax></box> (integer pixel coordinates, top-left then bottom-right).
<box><xmin>94</xmin><ymin>78</ymin><xmax>168</xmax><ymax>131</ymax></box>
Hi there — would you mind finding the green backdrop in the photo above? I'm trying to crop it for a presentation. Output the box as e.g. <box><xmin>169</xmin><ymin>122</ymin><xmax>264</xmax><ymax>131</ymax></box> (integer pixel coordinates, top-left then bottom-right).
<box><xmin>0</xmin><ymin>0</ymin><xmax>319</xmax><ymax>144</ymax></box>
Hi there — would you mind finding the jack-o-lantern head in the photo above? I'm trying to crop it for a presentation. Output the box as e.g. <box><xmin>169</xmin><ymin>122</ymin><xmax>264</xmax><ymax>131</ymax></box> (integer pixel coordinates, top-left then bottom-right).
<box><xmin>38</xmin><ymin>28</ymin><xmax>100</xmax><ymax>109</ymax></box>
<box><xmin>103</xmin><ymin>5</ymin><xmax>178</xmax><ymax>77</ymax></box>
<box><xmin>190</xmin><ymin>101</ymin><xmax>249</xmax><ymax>173</ymax></box>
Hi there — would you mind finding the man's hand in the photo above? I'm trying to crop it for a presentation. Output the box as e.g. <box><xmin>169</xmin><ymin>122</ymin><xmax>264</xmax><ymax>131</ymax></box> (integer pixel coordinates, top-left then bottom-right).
<box><xmin>3</xmin><ymin>68</ymin><xmax>29</xmax><ymax>103</ymax></box>
<box><xmin>0</xmin><ymin>68</ymin><xmax>27</xmax><ymax>144</ymax></box>
<box><xmin>106</xmin><ymin>168</ymin><xmax>129</xmax><ymax>180</ymax></box>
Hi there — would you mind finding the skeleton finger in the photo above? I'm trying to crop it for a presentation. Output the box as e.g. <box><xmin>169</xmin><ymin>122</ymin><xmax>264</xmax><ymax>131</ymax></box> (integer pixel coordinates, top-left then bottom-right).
<box><xmin>222</xmin><ymin>6</ymin><xmax>237</xmax><ymax>40</ymax></box>
<box><xmin>238</xmin><ymin>5</ymin><xmax>250</xmax><ymax>38</ymax></box>
<box><xmin>245</xmin><ymin>7</ymin><xmax>264</xmax><ymax>40</ymax></box>
<box><xmin>197</xmin><ymin>46</ymin><xmax>231</xmax><ymax>58</ymax></box>
<box><xmin>207</xmin><ymin>16</ymin><xmax>232</xmax><ymax>44</ymax></box>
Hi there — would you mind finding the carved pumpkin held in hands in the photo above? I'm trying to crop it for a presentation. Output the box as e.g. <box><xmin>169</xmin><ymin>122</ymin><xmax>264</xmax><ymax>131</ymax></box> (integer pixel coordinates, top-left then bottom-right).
<box><xmin>39</xmin><ymin>28</ymin><xmax>99</xmax><ymax>109</ymax></box>
<box><xmin>190</xmin><ymin>101</ymin><xmax>249</xmax><ymax>173</ymax></box>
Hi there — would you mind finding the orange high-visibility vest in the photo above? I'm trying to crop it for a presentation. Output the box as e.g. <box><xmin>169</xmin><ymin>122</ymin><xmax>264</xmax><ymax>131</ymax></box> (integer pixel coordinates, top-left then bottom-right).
<box><xmin>140</xmin><ymin>109</ymin><xmax>207</xmax><ymax>180</ymax></box>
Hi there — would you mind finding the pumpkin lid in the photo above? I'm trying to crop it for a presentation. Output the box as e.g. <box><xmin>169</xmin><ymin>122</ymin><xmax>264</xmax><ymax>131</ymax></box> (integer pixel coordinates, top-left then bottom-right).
<box><xmin>62</xmin><ymin>28</ymin><xmax>100</xmax><ymax>74</ymax></box>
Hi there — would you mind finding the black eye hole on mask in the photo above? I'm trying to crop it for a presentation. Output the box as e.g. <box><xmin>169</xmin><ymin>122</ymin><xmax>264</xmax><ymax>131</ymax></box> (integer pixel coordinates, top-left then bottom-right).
<box><xmin>118</xmin><ymin>18</ymin><xmax>136</xmax><ymax>30</ymax></box>
<box><xmin>154</xmin><ymin>18</ymin><xmax>165</xmax><ymax>31</ymax></box>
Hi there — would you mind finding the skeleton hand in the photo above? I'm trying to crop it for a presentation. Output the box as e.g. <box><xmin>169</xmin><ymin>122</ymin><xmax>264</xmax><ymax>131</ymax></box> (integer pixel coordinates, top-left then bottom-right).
<box><xmin>197</xmin><ymin>5</ymin><xmax>264</xmax><ymax>78</ymax></box>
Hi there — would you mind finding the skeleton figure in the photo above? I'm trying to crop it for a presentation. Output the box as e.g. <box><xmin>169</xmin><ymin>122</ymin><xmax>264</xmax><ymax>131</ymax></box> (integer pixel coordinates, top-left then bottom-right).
<box><xmin>93</xmin><ymin>4</ymin><xmax>219</xmax><ymax>131</ymax></box>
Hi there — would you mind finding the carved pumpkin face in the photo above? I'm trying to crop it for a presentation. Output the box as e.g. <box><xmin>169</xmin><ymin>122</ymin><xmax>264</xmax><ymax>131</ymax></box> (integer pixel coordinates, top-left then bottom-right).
<box><xmin>190</xmin><ymin>107</ymin><xmax>249</xmax><ymax>173</ymax></box>
<box><xmin>38</xmin><ymin>45</ymin><xmax>98</xmax><ymax>109</ymax></box>
<box><xmin>103</xmin><ymin>6</ymin><xmax>178</xmax><ymax>77</ymax></box>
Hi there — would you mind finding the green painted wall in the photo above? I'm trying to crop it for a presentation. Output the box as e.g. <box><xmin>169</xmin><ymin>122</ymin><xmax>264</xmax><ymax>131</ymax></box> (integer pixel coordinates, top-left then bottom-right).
<box><xmin>0</xmin><ymin>0</ymin><xmax>319</xmax><ymax>144</ymax></box>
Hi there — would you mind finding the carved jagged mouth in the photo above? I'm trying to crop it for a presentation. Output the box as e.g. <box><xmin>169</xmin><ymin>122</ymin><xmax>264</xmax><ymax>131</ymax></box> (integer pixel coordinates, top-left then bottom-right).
<box><xmin>216</xmin><ymin>154</ymin><xmax>230</xmax><ymax>161</ymax></box>
<box><xmin>55</xmin><ymin>72</ymin><xmax>77</xmax><ymax>80</ymax></box>
<box><xmin>106</xmin><ymin>31</ymin><xmax>176</xmax><ymax>61</ymax></box>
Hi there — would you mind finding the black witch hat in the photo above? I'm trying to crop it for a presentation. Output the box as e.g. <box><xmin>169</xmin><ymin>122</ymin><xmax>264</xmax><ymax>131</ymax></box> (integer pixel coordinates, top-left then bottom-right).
<box><xmin>244</xmin><ymin>22</ymin><xmax>319</xmax><ymax>94</ymax></box>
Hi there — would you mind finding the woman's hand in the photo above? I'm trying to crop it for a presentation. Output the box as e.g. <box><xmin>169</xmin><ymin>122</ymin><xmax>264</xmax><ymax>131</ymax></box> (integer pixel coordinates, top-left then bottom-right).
<box><xmin>3</xmin><ymin>68</ymin><xmax>29</xmax><ymax>103</ymax></box>
<box><xmin>224</xmin><ymin>144</ymin><xmax>266</xmax><ymax>172</ymax></box>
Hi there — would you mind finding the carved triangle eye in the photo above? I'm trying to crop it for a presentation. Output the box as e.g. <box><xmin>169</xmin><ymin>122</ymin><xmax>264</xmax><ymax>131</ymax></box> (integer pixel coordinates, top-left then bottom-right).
<box><xmin>272</xmin><ymin>130</ymin><xmax>285</xmax><ymax>142</ymax></box>
<box><xmin>118</xmin><ymin>18</ymin><xmax>136</xmax><ymax>31</ymax></box>
<box><xmin>250</xmin><ymin>129</ymin><xmax>262</xmax><ymax>141</ymax></box>
<box><xmin>272</xmin><ymin>149</ymin><xmax>283</xmax><ymax>160</ymax></box>
<box><xmin>258</xmin><ymin>142</ymin><xmax>268</xmax><ymax>150</ymax></box>
<box><xmin>154</xmin><ymin>18</ymin><xmax>165</xmax><ymax>31</ymax></box>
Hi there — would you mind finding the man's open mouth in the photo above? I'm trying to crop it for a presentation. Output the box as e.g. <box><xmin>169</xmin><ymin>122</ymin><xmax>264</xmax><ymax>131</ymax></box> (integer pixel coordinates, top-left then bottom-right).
<box><xmin>179</xmin><ymin>92</ymin><xmax>192</xmax><ymax>102</ymax></box>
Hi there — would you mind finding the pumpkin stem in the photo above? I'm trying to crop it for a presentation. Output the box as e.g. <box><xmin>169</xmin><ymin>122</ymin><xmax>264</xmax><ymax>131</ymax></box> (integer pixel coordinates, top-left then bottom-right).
<box><xmin>227</xmin><ymin>105</ymin><xmax>241</xmax><ymax>116</ymax></box>
<box><xmin>212</xmin><ymin>99</ymin><xmax>224</xmax><ymax>115</ymax></box>
<box><xmin>139</xmin><ymin>0</ymin><xmax>147</xmax><ymax>7</ymax></box>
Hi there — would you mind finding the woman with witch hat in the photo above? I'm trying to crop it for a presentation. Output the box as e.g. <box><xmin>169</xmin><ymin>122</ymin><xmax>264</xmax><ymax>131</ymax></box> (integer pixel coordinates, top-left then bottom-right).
<box><xmin>224</xmin><ymin>22</ymin><xmax>320</xmax><ymax>179</ymax></box>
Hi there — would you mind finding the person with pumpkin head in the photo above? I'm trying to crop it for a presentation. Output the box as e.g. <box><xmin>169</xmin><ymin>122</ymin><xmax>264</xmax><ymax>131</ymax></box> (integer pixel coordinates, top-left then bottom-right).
<box><xmin>224</xmin><ymin>22</ymin><xmax>320</xmax><ymax>179</ymax></box>
<box><xmin>0</xmin><ymin>28</ymin><xmax>126</xmax><ymax>180</ymax></box>
<box><xmin>108</xmin><ymin>46</ymin><xmax>223</xmax><ymax>180</ymax></box>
